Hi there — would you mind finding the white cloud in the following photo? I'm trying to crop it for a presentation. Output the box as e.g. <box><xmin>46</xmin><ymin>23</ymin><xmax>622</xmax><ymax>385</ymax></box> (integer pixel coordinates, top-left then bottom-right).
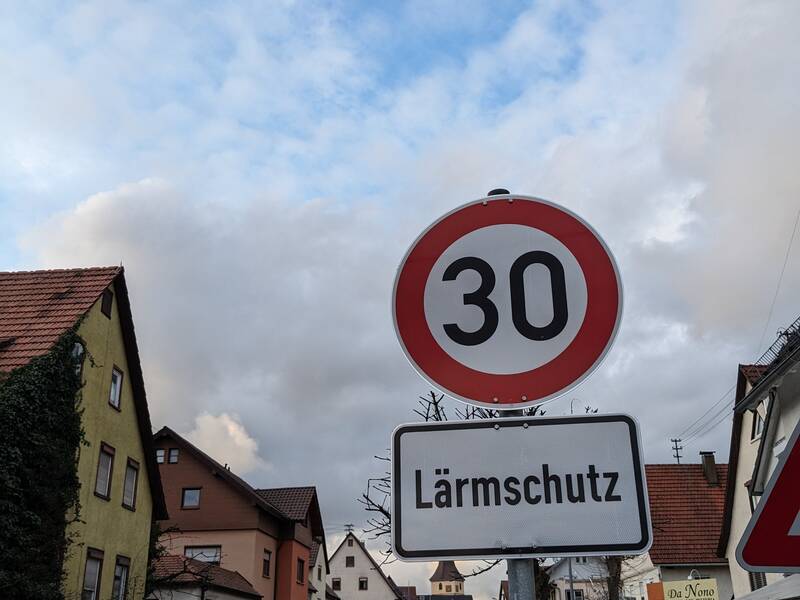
<box><xmin>184</xmin><ymin>412</ymin><xmax>268</xmax><ymax>475</ymax></box>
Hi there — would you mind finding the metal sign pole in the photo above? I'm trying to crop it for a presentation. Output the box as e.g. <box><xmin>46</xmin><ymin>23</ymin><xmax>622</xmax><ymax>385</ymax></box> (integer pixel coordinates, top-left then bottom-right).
<box><xmin>505</xmin><ymin>407</ymin><xmax>537</xmax><ymax>600</ymax></box>
<box><xmin>568</xmin><ymin>557</ymin><xmax>575</xmax><ymax>600</ymax></box>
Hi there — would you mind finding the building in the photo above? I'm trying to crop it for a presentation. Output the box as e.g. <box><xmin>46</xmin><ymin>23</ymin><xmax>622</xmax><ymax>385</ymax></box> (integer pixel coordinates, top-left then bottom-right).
<box><xmin>397</xmin><ymin>585</ymin><xmax>418</xmax><ymax>600</ymax></box>
<box><xmin>0</xmin><ymin>266</ymin><xmax>167</xmax><ymax>600</ymax></box>
<box><xmin>308</xmin><ymin>539</ymin><xmax>333</xmax><ymax>600</ymax></box>
<box><xmin>718</xmin><ymin>316</ymin><xmax>800</xmax><ymax>599</ymax></box>
<box><xmin>415</xmin><ymin>561</ymin><xmax>473</xmax><ymax>600</ymax></box>
<box><xmin>154</xmin><ymin>426</ymin><xmax>327</xmax><ymax>600</ymax></box>
<box><xmin>148</xmin><ymin>554</ymin><xmax>262</xmax><ymax>599</ymax></box>
<box><xmin>622</xmin><ymin>456</ymin><xmax>733</xmax><ymax>600</ymax></box>
<box><xmin>329</xmin><ymin>532</ymin><xmax>402</xmax><ymax>599</ymax></box>
<box><xmin>548</xmin><ymin>557</ymin><xmax>608</xmax><ymax>600</ymax></box>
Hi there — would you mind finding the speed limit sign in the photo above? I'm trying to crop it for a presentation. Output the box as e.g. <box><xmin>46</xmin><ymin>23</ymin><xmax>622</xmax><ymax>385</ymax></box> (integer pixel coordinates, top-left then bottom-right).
<box><xmin>392</xmin><ymin>194</ymin><xmax>622</xmax><ymax>408</ymax></box>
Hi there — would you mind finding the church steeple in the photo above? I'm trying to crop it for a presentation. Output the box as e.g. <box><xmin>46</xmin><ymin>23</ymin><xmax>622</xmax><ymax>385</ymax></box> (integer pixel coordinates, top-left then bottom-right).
<box><xmin>429</xmin><ymin>561</ymin><xmax>465</xmax><ymax>595</ymax></box>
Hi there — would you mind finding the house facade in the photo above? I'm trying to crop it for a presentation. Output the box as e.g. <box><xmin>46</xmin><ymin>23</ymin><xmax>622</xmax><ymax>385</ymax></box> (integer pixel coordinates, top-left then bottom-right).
<box><xmin>329</xmin><ymin>532</ymin><xmax>401</xmax><ymax>600</ymax></box>
<box><xmin>148</xmin><ymin>554</ymin><xmax>263</xmax><ymax>600</ymax></box>
<box><xmin>718</xmin><ymin>318</ymin><xmax>800</xmax><ymax>598</ymax></box>
<box><xmin>0</xmin><ymin>267</ymin><xmax>167</xmax><ymax>600</ymax></box>
<box><xmin>154</xmin><ymin>426</ymin><xmax>326</xmax><ymax>600</ymax></box>
<box><xmin>548</xmin><ymin>557</ymin><xmax>608</xmax><ymax>600</ymax></box>
<box><xmin>622</xmin><ymin>457</ymin><xmax>733</xmax><ymax>600</ymax></box>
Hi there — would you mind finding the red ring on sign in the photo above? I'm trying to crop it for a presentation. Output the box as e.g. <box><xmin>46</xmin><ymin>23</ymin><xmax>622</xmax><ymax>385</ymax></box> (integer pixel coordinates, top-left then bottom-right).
<box><xmin>394</xmin><ymin>197</ymin><xmax>621</xmax><ymax>407</ymax></box>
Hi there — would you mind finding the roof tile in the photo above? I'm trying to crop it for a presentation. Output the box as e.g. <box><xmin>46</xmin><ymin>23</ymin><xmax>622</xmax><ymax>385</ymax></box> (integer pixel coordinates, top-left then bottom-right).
<box><xmin>645</xmin><ymin>463</ymin><xmax>728</xmax><ymax>565</ymax></box>
<box><xmin>0</xmin><ymin>267</ymin><xmax>120</xmax><ymax>372</ymax></box>
<box><xmin>152</xmin><ymin>554</ymin><xmax>261</xmax><ymax>598</ymax></box>
<box><xmin>255</xmin><ymin>486</ymin><xmax>316</xmax><ymax>521</ymax></box>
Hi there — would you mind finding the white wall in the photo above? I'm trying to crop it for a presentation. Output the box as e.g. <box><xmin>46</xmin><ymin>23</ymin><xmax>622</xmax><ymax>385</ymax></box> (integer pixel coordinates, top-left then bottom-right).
<box><xmin>310</xmin><ymin>545</ymin><xmax>329</xmax><ymax>600</ymax></box>
<box><xmin>328</xmin><ymin>534</ymin><xmax>398</xmax><ymax>600</ymax></box>
<box><xmin>149</xmin><ymin>585</ymin><xmax>253</xmax><ymax>600</ymax></box>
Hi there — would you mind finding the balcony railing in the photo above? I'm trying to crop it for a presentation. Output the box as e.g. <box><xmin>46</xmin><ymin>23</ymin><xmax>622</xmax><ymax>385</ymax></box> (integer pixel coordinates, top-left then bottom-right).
<box><xmin>754</xmin><ymin>314</ymin><xmax>800</xmax><ymax>370</ymax></box>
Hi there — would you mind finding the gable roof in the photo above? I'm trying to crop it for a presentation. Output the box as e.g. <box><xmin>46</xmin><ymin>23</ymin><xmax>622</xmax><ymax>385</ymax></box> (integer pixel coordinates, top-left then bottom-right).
<box><xmin>330</xmin><ymin>533</ymin><xmax>402</xmax><ymax>598</ymax></box>
<box><xmin>717</xmin><ymin>365</ymin><xmax>755</xmax><ymax>556</ymax></box>
<box><xmin>152</xmin><ymin>554</ymin><xmax>261</xmax><ymax>598</ymax></box>
<box><xmin>0</xmin><ymin>266</ymin><xmax>120</xmax><ymax>371</ymax></box>
<box><xmin>0</xmin><ymin>266</ymin><xmax>167</xmax><ymax>519</ymax></box>
<box><xmin>646</xmin><ymin>462</ymin><xmax>729</xmax><ymax>565</ymax></box>
<box><xmin>397</xmin><ymin>585</ymin><xmax>418</xmax><ymax>600</ymax></box>
<box><xmin>153</xmin><ymin>426</ymin><xmax>285</xmax><ymax>520</ymax></box>
<box><xmin>256</xmin><ymin>486</ymin><xmax>315</xmax><ymax>520</ymax></box>
<box><xmin>429</xmin><ymin>561</ymin><xmax>464</xmax><ymax>582</ymax></box>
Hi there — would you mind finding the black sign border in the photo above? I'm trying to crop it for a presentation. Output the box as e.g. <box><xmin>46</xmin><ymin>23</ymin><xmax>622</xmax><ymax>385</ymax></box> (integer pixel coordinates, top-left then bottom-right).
<box><xmin>391</xmin><ymin>414</ymin><xmax>651</xmax><ymax>560</ymax></box>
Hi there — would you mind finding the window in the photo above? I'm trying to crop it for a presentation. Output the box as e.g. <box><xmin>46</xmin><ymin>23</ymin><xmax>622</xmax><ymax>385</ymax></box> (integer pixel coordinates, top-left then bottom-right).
<box><xmin>347</xmin><ymin>538</ymin><xmax>354</xmax><ymax>547</ymax></box>
<box><xmin>317</xmin><ymin>565</ymin><xmax>322</xmax><ymax>580</ymax></box>
<box><xmin>82</xmin><ymin>548</ymin><xmax>104</xmax><ymax>600</ymax></box>
<box><xmin>358</xmin><ymin>577</ymin><xmax>368</xmax><ymax>591</ymax></box>
<box><xmin>112</xmin><ymin>556</ymin><xmax>130</xmax><ymax>600</ymax></box>
<box><xmin>101</xmin><ymin>288</ymin><xmax>114</xmax><ymax>318</ymax></box>
<box><xmin>156</xmin><ymin>449</ymin><xmax>165</xmax><ymax>464</ymax></box>
<box><xmin>749</xmin><ymin>571</ymin><xmax>767</xmax><ymax>591</ymax></box>
<box><xmin>95</xmin><ymin>443</ymin><xmax>115</xmax><ymax>499</ymax></box>
<box><xmin>181</xmin><ymin>488</ymin><xmax>201</xmax><ymax>508</ymax></box>
<box><xmin>185</xmin><ymin>546</ymin><xmax>221</xmax><ymax>565</ymax></box>
<box><xmin>72</xmin><ymin>342</ymin><xmax>85</xmax><ymax>377</ymax></box>
<box><xmin>297</xmin><ymin>558</ymin><xmax>305</xmax><ymax>583</ymax></box>
<box><xmin>332</xmin><ymin>578</ymin><xmax>341</xmax><ymax>591</ymax></box>
<box><xmin>109</xmin><ymin>367</ymin><xmax>123</xmax><ymax>409</ymax></box>
<box><xmin>439</xmin><ymin>583</ymin><xmax>443</xmax><ymax>590</ymax></box>
<box><xmin>446</xmin><ymin>584</ymin><xmax>452</xmax><ymax>592</ymax></box>
<box><xmin>262</xmin><ymin>549</ymin><xmax>272</xmax><ymax>577</ymax></box>
<box><xmin>345</xmin><ymin>556</ymin><xmax>355</xmax><ymax>567</ymax></box>
<box><xmin>168</xmin><ymin>448</ymin><xmax>179</xmax><ymax>463</ymax></box>
<box><xmin>567</xmin><ymin>591</ymin><xmax>585</xmax><ymax>600</ymax></box>
<box><xmin>751</xmin><ymin>409</ymin><xmax>765</xmax><ymax>440</ymax></box>
<box><xmin>122</xmin><ymin>458</ymin><xmax>139</xmax><ymax>510</ymax></box>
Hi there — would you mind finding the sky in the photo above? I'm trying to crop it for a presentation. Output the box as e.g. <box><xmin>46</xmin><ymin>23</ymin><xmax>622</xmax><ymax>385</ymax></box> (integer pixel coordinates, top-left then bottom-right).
<box><xmin>2</xmin><ymin>1</ymin><xmax>800</xmax><ymax>597</ymax></box>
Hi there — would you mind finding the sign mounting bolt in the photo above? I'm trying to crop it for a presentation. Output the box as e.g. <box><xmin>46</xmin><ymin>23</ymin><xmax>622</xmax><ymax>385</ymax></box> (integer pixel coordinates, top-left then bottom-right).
<box><xmin>494</xmin><ymin>424</ymin><xmax>500</xmax><ymax>430</ymax></box>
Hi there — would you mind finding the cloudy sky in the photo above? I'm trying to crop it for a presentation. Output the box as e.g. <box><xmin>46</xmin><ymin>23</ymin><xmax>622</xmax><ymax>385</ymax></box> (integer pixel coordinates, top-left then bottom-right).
<box><xmin>2</xmin><ymin>1</ymin><xmax>799</xmax><ymax>597</ymax></box>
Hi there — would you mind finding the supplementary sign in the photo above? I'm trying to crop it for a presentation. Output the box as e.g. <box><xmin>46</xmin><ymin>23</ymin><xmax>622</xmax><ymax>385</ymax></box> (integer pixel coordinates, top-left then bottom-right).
<box><xmin>737</xmin><ymin>417</ymin><xmax>800</xmax><ymax>572</ymax></box>
<box><xmin>391</xmin><ymin>414</ymin><xmax>651</xmax><ymax>560</ymax></box>
<box><xmin>663</xmin><ymin>579</ymin><xmax>718</xmax><ymax>600</ymax></box>
<box><xmin>392</xmin><ymin>195</ymin><xmax>622</xmax><ymax>408</ymax></box>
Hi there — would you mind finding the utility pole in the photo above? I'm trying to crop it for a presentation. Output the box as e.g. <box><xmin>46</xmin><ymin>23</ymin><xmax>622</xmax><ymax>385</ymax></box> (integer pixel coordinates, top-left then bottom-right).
<box><xmin>671</xmin><ymin>438</ymin><xmax>683</xmax><ymax>464</ymax></box>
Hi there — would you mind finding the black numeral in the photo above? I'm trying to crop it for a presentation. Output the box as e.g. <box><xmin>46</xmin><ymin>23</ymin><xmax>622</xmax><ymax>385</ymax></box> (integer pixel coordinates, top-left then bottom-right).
<box><xmin>442</xmin><ymin>257</ymin><xmax>499</xmax><ymax>346</ymax></box>
<box><xmin>509</xmin><ymin>251</ymin><xmax>568</xmax><ymax>341</ymax></box>
<box><xmin>442</xmin><ymin>252</ymin><xmax>568</xmax><ymax>345</ymax></box>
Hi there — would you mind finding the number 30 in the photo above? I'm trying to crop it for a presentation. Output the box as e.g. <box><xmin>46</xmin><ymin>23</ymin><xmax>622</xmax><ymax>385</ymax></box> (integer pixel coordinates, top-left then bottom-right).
<box><xmin>442</xmin><ymin>251</ymin><xmax>568</xmax><ymax>346</ymax></box>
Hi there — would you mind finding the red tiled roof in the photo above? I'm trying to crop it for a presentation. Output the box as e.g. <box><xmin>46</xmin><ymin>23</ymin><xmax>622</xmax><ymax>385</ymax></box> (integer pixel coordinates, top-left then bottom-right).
<box><xmin>646</xmin><ymin>463</ymin><xmax>729</xmax><ymax>565</ymax></box>
<box><xmin>740</xmin><ymin>364</ymin><xmax>769</xmax><ymax>385</ymax></box>
<box><xmin>153</xmin><ymin>555</ymin><xmax>261</xmax><ymax>598</ymax></box>
<box><xmin>0</xmin><ymin>267</ymin><xmax>120</xmax><ymax>372</ymax></box>
<box><xmin>255</xmin><ymin>486</ymin><xmax>316</xmax><ymax>521</ymax></box>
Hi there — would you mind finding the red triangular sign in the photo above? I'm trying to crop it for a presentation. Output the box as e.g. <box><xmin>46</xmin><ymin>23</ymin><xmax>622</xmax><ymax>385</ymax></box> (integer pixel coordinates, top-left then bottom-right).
<box><xmin>737</xmin><ymin>417</ymin><xmax>800</xmax><ymax>572</ymax></box>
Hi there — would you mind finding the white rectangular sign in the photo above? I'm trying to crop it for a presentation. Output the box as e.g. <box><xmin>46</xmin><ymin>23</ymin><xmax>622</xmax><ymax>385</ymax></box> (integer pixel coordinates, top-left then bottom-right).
<box><xmin>391</xmin><ymin>414</ymin><xmax>652</xmax><ymax>560</ymax></box>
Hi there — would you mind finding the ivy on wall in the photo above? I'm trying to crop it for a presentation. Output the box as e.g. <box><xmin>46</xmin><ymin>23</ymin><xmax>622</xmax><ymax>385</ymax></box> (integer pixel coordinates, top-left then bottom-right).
<box><xmin>0</xmin><ymin>328</ymin><xmax>86</xmax><ymax>600</ymax></box>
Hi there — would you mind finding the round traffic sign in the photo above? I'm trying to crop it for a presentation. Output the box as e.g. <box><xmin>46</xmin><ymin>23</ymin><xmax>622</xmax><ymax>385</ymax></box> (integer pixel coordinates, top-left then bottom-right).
<box><xmin>392</xmin><ymin>194</ymin><xmax>622</xmax><ymax>408</ymax></box>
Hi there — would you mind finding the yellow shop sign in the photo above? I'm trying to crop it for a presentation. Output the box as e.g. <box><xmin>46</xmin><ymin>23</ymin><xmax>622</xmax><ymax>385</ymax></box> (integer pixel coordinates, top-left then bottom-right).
<box><xmin>663</xmin><ymin>579</ymin><xmax>718</xmax><ymax>600</ymax></box>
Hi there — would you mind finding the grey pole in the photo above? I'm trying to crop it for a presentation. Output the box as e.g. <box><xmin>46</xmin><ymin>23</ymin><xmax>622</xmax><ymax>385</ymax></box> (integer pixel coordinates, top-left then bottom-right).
<box><xmin>488</xmin><ymin>188</ymin><xmax>537</xmax><ymax>600</ymax></box>
<box><xmin>508</xmin><ymin>557</ymin><xmax>537</xmax><ymax>600</ymax></box>
<box><xmin>504</xmin><ymin>406</ymin><xmax>536</xmax><ymax>600</ymax></box>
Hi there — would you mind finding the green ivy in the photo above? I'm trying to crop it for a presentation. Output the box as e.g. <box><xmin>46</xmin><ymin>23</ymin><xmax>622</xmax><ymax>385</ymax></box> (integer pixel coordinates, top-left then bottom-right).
<box><xmin>0</xmin><ymin>328</ymin><xmax>86</xmax><ymax>600</ymax></box>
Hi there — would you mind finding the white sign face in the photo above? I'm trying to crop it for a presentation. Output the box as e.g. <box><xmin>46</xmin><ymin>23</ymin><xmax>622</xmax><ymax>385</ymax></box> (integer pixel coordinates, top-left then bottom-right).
<box><xmin>393</xmin><ymin>196</ymin><xmax>623</xmax><ymax>408</ymax></box>
<box><xmin>391</xmin><ymin>414</ymin><xmax>652</xmax><ymax>560</ymax></box>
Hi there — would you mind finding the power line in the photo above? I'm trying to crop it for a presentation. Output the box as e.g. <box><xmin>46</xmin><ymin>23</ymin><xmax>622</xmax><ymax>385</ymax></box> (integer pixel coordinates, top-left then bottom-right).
<box><xmin>756</xmin><ymin>204</ymin><xmax>800</xmax><ymax>354</ymax></box>
<box><xmin>675</xmin><ymin>384</ymin><xmax>736</xmax><ymax>439</ymax></box>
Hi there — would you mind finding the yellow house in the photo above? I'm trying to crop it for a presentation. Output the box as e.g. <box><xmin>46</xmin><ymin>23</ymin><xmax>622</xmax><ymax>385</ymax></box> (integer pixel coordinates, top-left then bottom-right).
<box><xmin>0</xmin><ymin>266</ymin><xmax>167</xmax><ymax>600</ymax></box>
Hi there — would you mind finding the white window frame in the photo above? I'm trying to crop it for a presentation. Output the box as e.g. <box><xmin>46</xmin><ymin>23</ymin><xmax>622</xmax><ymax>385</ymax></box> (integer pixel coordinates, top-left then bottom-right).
<box><xmin>109</xmin><ymin>367</ymin><xmax>123</xmax><ymax>409</ymax></box>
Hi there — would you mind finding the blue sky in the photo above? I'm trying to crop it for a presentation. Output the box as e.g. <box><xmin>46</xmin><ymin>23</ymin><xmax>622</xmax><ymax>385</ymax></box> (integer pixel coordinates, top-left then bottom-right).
<box><xmin>2</xmin><ymin>1</ymin><xmax>798</xmax><ymax>597</ymax></box>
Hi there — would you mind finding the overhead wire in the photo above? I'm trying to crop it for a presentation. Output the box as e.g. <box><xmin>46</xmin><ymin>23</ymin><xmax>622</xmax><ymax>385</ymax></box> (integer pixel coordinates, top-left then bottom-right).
<box><xmin>675</xmin><ymin>203</ymin><xmax>800</xmax><ymax>448</ymax></box>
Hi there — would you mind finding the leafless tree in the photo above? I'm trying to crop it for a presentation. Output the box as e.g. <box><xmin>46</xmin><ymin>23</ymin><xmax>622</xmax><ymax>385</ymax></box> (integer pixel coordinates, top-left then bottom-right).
<box><xmin>359</xmin><ymin>391</ymin><xmax>549</xmax><ymax>577</ymax></box>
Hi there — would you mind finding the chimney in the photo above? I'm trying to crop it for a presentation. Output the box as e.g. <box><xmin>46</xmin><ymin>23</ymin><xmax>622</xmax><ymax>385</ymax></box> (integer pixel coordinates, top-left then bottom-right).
<box><xmin>700</xmin><ymin>451</ymin><xmax>718</xmax><ymax>485</ymax></box>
